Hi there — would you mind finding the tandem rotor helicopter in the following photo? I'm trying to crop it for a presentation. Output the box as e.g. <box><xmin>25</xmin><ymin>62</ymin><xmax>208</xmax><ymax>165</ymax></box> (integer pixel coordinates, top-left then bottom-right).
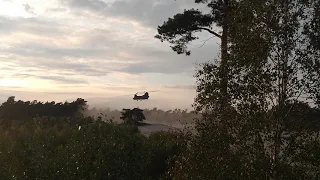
<box><xmin>132</xmin><ymin>90</ymin><xmax>160</xmax><ymax>101</ymax></box>
<box><xmin>133</xmin><ymin>92</ymin><xmax>149</xmax><ymax>101</ymax></box>
<box><xmin>106</xmin><ymin>90</ymin><xmax>160</xmax><ymax>102</ymax></box>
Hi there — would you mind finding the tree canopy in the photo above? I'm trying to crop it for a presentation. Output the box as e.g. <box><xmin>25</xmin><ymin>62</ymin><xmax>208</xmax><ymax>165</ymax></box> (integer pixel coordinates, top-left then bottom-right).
<box><xmin>120</xmin><ymin>108</ymin><xmax>146</xmax><ymax>126</ymax></box>
<box><xmin>0</xmin><ymin>96</ymin><xmax>87</xmax><ymax>121</ymax></box>
<box><xmin>155</xmin><ymin>0</ymin><xmax>320</xmax><ymax>179</ymax></box>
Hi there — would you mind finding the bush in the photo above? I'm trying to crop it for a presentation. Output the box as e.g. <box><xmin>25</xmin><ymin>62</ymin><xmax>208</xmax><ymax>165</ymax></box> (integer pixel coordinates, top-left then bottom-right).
<box><xmin>144</xmin><ymin>131</ymin><xmax>188</xmax><ymax>180</ymax></box>
<box><xmin>0</xmin><ymin>116</ymin><xmax>186</xmax><ymax>180</ymax></box>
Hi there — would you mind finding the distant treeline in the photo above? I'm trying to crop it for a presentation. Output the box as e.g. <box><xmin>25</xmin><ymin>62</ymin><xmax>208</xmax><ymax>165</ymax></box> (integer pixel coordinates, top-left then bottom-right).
<box><xmin>0</xmin><ymin>96</ymin><xmax>87</xmax><ymax>121</ymax></box>
<box><xmin>0</xmin><ymin>96</ymin><xmax>198</xmax><ymax>126</ymax></box>
<box><xmin>85</xmin><ymin>107</ymin><xmax>200</xmax><ymax>126</ymax></box>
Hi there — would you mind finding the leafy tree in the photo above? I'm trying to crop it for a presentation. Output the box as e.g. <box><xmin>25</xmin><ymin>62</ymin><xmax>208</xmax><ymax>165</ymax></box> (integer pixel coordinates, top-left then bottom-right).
<box><xmin>120</xmin><ymin>108</ymin><xmax>146</xmax><ymax>126</ymax></box>
<box><xmin>155</xmin><ymin>1</ymin><xmax>275</xmax><ymax>178</ymax></box>
<box><xmin>302</xmin><ymin>0</ymin><xmax>320</xmax><ymax>106</ymax></box>
<box><xmin>155</xmin><ymin>0</ymin><xmax>235</xmax><ymax>111</ymax></box>
<box><xmin>159</xmin><ymin>0</ymin><xmax>320</xmax><ymax>179</ymax></box>
<box><xmin>228</xmin><ymin>1</ymin><xmax>320</xmax><ymax>178</ymax></box>
<box><xmin>144</xmin><ymin>131</ymin><xmax>188</xmax><ymax>180</ymax></box>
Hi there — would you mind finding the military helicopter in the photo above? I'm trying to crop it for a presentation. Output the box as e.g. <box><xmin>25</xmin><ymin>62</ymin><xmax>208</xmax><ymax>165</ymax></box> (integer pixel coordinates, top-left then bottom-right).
<box><xmin>133</xmin><ymin>92</ymin><xmax>149</xmax><ymax>101</ymax></box>
<box><xmin>132</xmin><ymin>90</ymin><xmax>160</xmax><ymax>101</ymax></box>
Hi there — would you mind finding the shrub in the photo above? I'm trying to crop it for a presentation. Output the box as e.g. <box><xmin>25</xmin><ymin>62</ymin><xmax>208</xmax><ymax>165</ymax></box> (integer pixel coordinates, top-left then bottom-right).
<box><xmin>0</xmin><ymin>116</ymin><xmax>186</xmax><ymax>180</ymax></box>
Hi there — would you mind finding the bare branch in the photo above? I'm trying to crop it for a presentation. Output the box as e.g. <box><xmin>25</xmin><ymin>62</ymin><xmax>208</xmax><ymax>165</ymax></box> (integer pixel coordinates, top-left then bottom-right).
<box><xmin>284</xmin><ymin>83</ymin><xmax>307</xmax><ymax>119</ymax></box>
<box><xmin>199</xmin><ymin>36</ymin><xmax>215</xmax><ymax>48</ymax></box>
<box><xmin>195</xmin><ymin>27</ymin><xmax>222</xmax><ymax>38</ymax></box>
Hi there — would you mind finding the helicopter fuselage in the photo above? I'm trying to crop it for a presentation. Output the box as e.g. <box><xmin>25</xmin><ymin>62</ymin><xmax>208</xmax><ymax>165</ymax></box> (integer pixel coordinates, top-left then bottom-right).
<box><xmin>133</xmin><ymin>92</ymin><xmax>149</xmax><ymax>101</ymax></box>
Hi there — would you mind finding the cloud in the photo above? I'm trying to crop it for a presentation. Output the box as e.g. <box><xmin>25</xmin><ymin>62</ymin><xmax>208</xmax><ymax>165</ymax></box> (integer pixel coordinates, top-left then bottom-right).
<box><xmin>0</xmin><ymin>53</ymin><xmax>109</xmax><ymax>77</ymax></box>
<box><xmin>0</xmin><ymin>4</ymin><xmax>220</xmax><ymax>78</ymax></box>
<box><xmin>0</xmin><ymin>16</ymin><xmax>66</xmax><ymax>36</ymax></box>
<box><xmin>46</xmin><ymin>7</ymin><xmax>68</xmax><ymax>13</ymax></box>
<box><xmin>23</xmin><ymin>4</ymin><xmax>35</xmax><ymax>14</ymax></box>
<box><xmin>39</xmin><ymin>61</ymin><xmax>109</xmax><ymax>77</ymax></box>
<box><xmin>107</xmin><ymin>0</ymin><xmax>182</xmax><ymax>27</ymax></box>
<box><xmin>120</xmin><ymin>61</ymin><xmax>192</xmax><ymax>74</ymax></box>
<box><xmin>164</xmin><ymin>85</ymin><xmax>196</xmax><ymax>90</ymax></box>
<box><xmin>6</xmin><ymin>43</ymin><xmax>107</xmax><ymax>59</ymax></box>
<box><xmin>0</xmin><ymin>17</ymin><xmax>130</xmax><ymax>77</ymax></box>
<box><xmin>62</xmin><ymin>0</ymin><xmax>109</xmax><ymax>12</ymax></box>
<box><xmin>97</xmin><ymin>84</ymin><xmax>142</xmax><ymax>91</ymax></box>
<box><xmin>59</xmin><ymin>0</ymin><xmax>200</xmax><ymax>28</ymax></box>
<box><xmin>13</xmin><ymin>74</ymin><xmax>88</xmax><ymax>85</ymax></box>
<box><xmin>120</xmin><ymin>44</ymin><xmax>220</xmax><ymax>74</ymax></box>
<box><xmin>0</xmin><ymin>0</ymin><xmax>221</xmax><ymax>109</ymax></box>
<box><xmin>0</xmin><ymin>85</ymin><xmax>22</xmax><ymax>89</ymax></box>
<box><xmin>35</xmin><ymin>75</ymin><xmax>88</xmax><ymax>84</ymax></box>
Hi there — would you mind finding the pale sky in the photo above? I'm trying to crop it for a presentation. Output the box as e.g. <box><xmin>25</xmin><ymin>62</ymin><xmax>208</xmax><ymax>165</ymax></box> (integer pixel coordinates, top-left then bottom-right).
<box><xmin>0</xmin><ymin>0</ymin><xmax>221</xmax><ymax>110</ymax></box>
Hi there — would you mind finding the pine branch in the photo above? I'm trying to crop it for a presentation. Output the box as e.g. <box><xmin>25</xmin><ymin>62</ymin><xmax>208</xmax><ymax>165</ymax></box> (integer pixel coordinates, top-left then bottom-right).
<box><xmin>195</xmin><ymin>27</ymin><xmax>222</xmax><ymax>38</ymax></box>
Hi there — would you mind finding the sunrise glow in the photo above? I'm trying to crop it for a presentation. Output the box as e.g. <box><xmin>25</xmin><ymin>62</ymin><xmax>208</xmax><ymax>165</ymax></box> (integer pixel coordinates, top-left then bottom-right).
<box><xmin>0</xmin><ymin>78</ymin><xmax>26</xmax><ymax>87</ymax></box>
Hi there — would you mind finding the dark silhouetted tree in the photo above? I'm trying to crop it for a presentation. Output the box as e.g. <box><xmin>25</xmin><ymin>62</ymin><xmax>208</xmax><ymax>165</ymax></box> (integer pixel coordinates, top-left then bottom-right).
<box><xmin>155</xmin><ymin>0</ymin><xmax>234</xmax><ymax>112</ymax></box>
<box><xmin>162</xmin><ymin>0</ymin><xmax>320</xmax><ymax>179</ymax></box>
<box><xmin>120</xmin><ymin>108</ymin><xmax>146</xmax><ymax>126</ymax></box>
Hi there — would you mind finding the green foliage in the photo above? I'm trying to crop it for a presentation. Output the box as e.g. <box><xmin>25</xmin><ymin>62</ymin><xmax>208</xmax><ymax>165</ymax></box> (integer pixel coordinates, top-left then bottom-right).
<box><xmin>155</xmin><ymin>0</ymin><xmax>320</xmax><ymax>179</ymax></box>
<box><xmin>144</xmin><ymin>131</ymin><xmax>188</xmax><ymax>180</ymax></box>
<box><xmin>155</xmin><ymin>8</ymin><xmax>215</xmax><ymax>55</ymax></box>
<box><xmin>120</xmin><ymin>108</ymin><xmax>146</xmax><ymax>126</ymax></box>
<box><xmin>301</xmin><ymin>0</ymin><xmax>320</xmax><ymax>106</ymax></box>
<box><xmin>0</xmin><ymin>115</ymin><xmax>185</xmax><ymax>180</ymax></box>
<box><xmin>154</xmin><ymin>0</ymin><xmax>236</xmax><ymax>56</ymax></box>
<box><xmin>1</xmin><ymin>0</ymin><xmax>320</xmax><ymax>179</ymax></box>
<box><xmin>304</xmin><ymin>0</ymin><xmax>320</xmax><ymax>50</ymax></box>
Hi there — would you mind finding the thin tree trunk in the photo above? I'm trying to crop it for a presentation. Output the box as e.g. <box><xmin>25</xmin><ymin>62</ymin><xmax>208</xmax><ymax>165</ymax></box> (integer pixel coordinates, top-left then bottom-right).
<box><xmin>273</xmin><ymin>18</ymin><xmax>290</xmax><ymax>180</ymax></box>
<box><xmin>220</xmin><ymin>0</ymin><xmax>229</xmax><ymax>113</ymax></box>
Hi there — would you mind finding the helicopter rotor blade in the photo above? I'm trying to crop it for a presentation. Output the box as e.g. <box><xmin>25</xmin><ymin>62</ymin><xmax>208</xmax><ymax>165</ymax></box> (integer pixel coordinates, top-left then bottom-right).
<box><xmin>105</xmin><ymin>89</ymin><xmax>162</xmax><ymax>101</ymax></box>
<box><xmin>135</xmin><ymin>90</ymin><xmax>159</xmax><ymax>94</ymax></box>
<box><xmin>149</xmin><ymin>90</ymin><xmax>159</xmax><ymax>92</ymax></box>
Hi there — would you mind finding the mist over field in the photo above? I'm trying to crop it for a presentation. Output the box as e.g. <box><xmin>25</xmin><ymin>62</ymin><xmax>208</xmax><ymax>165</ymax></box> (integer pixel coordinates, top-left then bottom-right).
<box><xmin>84</xmin><ymin>105</ymin><xmax>199</xmax><ymax>134</ymax></box>
<box><xmin>0</xmin><ymin>89</ymin><xmax>196</xmax><ymax>112</ymax></box>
